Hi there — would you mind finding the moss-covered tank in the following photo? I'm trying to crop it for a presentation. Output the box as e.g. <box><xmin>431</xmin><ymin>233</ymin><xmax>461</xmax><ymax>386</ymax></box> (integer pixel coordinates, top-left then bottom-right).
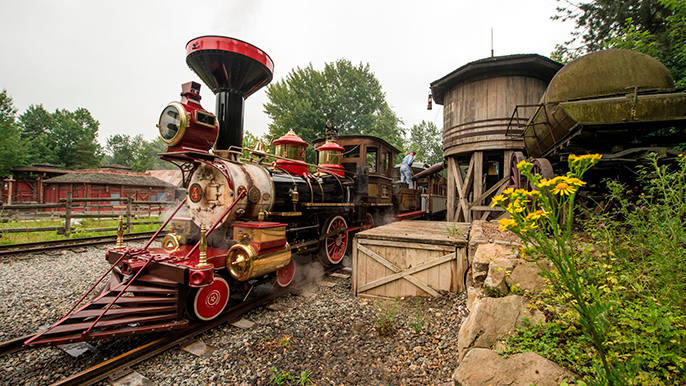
<box><xmin>524</xmin><ymin>50</ymin><xmax>686</xmax><ymax>158</ymax></box>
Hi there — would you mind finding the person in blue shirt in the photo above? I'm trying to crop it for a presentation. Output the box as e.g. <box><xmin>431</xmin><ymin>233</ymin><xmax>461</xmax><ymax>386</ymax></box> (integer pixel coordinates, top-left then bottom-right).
<box><xmin>400</xmin><ymin>150</ymin><xmax>416</xmax><ymax>189</ymax></box>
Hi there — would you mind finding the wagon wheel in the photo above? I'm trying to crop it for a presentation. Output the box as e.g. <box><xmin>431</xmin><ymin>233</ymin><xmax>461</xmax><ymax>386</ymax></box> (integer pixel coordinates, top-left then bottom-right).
<box><xmin>187</xmin><ymin>277</ymin><xmax>230</xmax><ymax>321</ymax></box>
<box><xmin>318</xmin><ymin>215</ymin><xmax>348</xmax><ymax>265</ymax></box>
<box><xmin>529</xmin><ymin>158</ymin><xmax>554</xmax><ymax>190</ymax></box>
<box><xmin>508</xmin><ymin>152</ymin><xmax>527</xmax><ymax>189</ymax></box>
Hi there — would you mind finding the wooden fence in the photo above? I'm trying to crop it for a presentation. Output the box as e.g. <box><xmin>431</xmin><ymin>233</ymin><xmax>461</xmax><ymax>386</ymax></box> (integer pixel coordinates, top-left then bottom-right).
<box><xmin>0</xmin><ymin>192</ymin><xmax>175</xmax><ymax>235</ymax></box>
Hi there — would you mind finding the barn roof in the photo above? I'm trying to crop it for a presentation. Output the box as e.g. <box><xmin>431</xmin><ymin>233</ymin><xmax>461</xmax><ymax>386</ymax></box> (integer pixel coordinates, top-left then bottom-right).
<box><xmin>12</xmin><ymin>163</ymin><xmax>73</xmax><ymax>174</ymax></box>
<box><xmin>146</xmin><ymin>170</ymin><xmax>183</xmax><ymax>187</ymax></box>
<box><xmin>44</xmin><ymin>169</ymin><xmax>175</xmax><ymax>188</ymax></box>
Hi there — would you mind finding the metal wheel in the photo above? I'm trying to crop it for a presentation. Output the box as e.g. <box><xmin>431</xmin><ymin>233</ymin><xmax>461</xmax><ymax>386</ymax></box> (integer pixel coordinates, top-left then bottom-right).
<box><xmin>529</xmin><ymin>158</ymin><xmax>555</xmax><ymax>190</ymax></box>
<box><xmin>318</xmin><ymin>215</ymin><xmax>348</xmax><ymax>265</ymax></box>
<box><xmin>188</xmin><ymin>277</ymin><xmax>230</xmax><ymax>321</ymax></box>
<box><xmin>508</xmin><ymin>151</ymin><xmax>526</xmax><ymax>189</ymax></box>
<box><xmin>276</xmin><ymin>259</ymin><xmax>296</xmax><ymax>287</ymax></box>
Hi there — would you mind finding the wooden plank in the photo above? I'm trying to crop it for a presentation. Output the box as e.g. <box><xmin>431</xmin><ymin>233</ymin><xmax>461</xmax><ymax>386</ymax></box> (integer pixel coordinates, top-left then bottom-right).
<box><xmin>358</xmin><ymin>252</ymin><xmax>456</xmax><ymax>295</ymax></box>
<box><xmin>359</xmin><ymin>238</ymin><xmax>457</xmax><ymax>252</ymax></box>
<box><xmin>357</xmin><ymin>244</ymin><xmax>403</xmax><ymax>273</ymax></box>
<box><xmin>469</xmin><ymin>175</ymin><xmax>508</xmax><ymax>209</ymax></box>
<box><xmin>352</xmin><ymin>238</ymin><xmax>358</xmax><ymax>295</ymax></box>
<box><xmin>472</xmin><ymin>151</ymin><xmax>484</xmax><ymax>219</ymax></box>
<box><xmin>447</xmin><ymin>158</ymin><xmax>456</xmax><ymax>222</ymax></box>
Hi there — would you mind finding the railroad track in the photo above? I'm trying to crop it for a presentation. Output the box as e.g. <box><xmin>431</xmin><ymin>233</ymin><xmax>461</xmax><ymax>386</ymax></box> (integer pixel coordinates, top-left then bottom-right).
<box><xmin>0</xmin><ymin>231</ymin><xmax>159</xmax><ymax>257</ymax></box>
<box><xmin>50</xmin><ymin>287</ymin><xmax>288</xmax><ymax>386</ymax></box>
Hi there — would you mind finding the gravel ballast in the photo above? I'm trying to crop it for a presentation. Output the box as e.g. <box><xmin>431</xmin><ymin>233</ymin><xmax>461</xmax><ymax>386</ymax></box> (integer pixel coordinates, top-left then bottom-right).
<box><xmin>0</xmin><ymin>246</ymin><xmax>467</xmax><ymax>386</ymax></box>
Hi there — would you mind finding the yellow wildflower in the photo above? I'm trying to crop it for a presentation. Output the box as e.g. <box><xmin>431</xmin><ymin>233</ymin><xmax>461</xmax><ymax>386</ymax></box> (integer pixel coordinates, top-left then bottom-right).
<box><xmin>503</xmin><ymin>188</ymin><xmax>514</xmax><ymax>195</ymax></box>
<box><xmin>566</xmin><ymin>177</ymin><xmax>586</xmax><ymax>187</ymax></box>
<box><xmin>552</xmin><ymin>181</ymin><xmax>577</xmax><ymax>196</ymax></box>
<box><xmin>498</xmin><ymin>218</ymin><xmax>518</xmax><ymax>232</ymax></box>
<box><xmin>526</xmin><ymin>210</ymin><xmax>547</xmax><ymax>220</ymax></box>
<box><xmin>516</xmin><ymin>160</ymin><xmax>532</xmax><ymax>170</ymax></box>
<box><xmin>490</xmin><ymin>195</ymin><xmax>506</xmax><ymax>208</ymax></box>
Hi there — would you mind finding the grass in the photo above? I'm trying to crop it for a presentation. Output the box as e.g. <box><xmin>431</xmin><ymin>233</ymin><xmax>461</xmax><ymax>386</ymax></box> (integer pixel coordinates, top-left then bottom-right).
<box><xmin>0</xmin><ymin>217</ymin><xmax>164</xmax><ymax>245</ymax></box>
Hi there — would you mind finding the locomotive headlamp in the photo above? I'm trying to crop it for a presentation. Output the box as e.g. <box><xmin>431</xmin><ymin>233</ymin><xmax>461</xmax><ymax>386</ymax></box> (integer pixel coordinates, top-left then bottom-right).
<box><xmin>158</xmin><ymin>82</ymin><xmax>219</xmax><ymax>152</ymax></box>
<box><xmin>158</xmin><ymin>102</ymin><xmax>188</xmax><ymax>146</ymax></box>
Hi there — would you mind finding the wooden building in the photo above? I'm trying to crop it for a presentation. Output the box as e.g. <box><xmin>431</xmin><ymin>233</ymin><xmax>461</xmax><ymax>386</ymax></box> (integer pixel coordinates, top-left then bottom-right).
<box><xmin>2</xmin><ymin>163</ymin><xmax>72</xmax><ymax>205</ymax></box>
<box><xmin>42</xmin><ymin>165</ymin><xmax>176</xmax><ymax>204</ymax></box>
<box><xmin>430</xmin><ymin>54</ymin><xmax>562</xmax><ymax>222</ymax></box>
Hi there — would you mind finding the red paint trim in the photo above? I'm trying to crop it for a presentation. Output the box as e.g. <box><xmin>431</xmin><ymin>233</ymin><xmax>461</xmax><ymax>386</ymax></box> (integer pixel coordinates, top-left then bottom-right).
<box><xmin>395</xmin><ymin>210</ymin><xmax>425</xmax><ymax>220</ymax></box>
<box><xmin>186</xmin><ymin>36</ymin><xmax>274</xmax><ymax>73</ymax></box>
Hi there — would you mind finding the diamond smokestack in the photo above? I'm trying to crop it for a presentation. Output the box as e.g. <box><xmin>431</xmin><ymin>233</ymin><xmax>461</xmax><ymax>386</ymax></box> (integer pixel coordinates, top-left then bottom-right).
<box><xmin>185</xmin><ymin>36</ymin><xmax>274</xmax><ymax>151</ymax></box>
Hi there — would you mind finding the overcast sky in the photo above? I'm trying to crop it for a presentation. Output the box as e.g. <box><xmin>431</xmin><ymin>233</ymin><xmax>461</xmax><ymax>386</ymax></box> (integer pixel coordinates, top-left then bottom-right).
<box><xmin>0</xmin><ymin>0</ymin><xmax>573</xmax><ymax>148</ymax></box>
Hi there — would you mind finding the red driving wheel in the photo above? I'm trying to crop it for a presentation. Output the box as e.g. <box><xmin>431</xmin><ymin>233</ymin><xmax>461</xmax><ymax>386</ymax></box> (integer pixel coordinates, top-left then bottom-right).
<box><xmin>277</xmin><ymin>259</ymin><xmax>296</xmax><ymax>287</ymax></box>
<box><xmin>319</xmin><ymin>215</ymin><xmax>348</xmax><ymax>265</ymax></box>
<box><xmin>190</xmin><ymin>277</ymin><xmax>230</xmax><ymax>321</ymax></box>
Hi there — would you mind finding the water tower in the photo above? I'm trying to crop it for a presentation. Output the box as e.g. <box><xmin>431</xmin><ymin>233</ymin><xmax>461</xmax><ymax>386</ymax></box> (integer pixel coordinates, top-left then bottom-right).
<box><xmin>431</xmin><ymin>54</ymin><xmax>562</xmax><ymax>222</ymax></box>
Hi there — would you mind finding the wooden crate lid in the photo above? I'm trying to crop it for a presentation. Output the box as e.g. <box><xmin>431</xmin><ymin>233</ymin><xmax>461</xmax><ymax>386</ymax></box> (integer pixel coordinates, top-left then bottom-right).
<box><xmin>356</xmin><ymin>220</ymin><xmax>469</xmax><ymax>247</ymax></box>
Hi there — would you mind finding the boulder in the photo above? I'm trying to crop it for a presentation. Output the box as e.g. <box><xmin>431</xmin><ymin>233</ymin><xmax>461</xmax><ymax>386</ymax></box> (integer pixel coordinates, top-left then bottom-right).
<box><xmin>483</xmin><ymin>258</ymin><xmax>516</xmax><ymax>297</ymax></box>
<box><xmin>457</xmin><ymin>295</ymin><xmax>544</xmax><ymax>361</ymax></box>
<box><xmin>466</xmin><ymin>287</ymin><xmax>484</xmax><ymax>312</ymax></box>
<box><xmin>471</xmin><ymin>244</ymin><xmax>517</xmax><ymax>283</ymax></box>
<box><xmin>453</xmin><ymin>348</ymin><xmax>576</xmax><ymax>386</ymax></box>
<box><xmin>506</xmin><ymin>262</ymin><xmax>547</xmax><ymax>293</ymax></box>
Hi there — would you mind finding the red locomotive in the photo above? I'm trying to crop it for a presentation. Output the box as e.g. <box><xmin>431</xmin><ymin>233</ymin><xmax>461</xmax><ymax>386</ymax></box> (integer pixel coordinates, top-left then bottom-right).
<box><xmin>24</xmin><ymin>36</ymin><xmax>446</xmax><ymax>348</ymax></box>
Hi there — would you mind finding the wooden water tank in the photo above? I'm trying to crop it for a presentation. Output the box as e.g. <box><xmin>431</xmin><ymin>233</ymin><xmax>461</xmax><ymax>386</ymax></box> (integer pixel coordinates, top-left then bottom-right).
<box><xmin>431</xmin><ymin>55</ymin><xmax>562</xmax><ymax>157</ymax></box>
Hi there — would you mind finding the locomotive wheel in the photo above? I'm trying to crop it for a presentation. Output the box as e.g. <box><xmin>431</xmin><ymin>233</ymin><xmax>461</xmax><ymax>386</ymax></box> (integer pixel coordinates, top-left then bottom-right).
<box><xmin>508</xmin><ymin>152</ymin><xmax>527</xmax><ymax>188</ymax></box>
<box><xmin>319</xmin><ymin>215</ymin><xmax>348</xmax><ymax>265</ymax></box>
<box><xmin>276</xmin><ymin>259</ymin><xmax>296</xmax><ymax>287</ymax></box>
<box><xmin>188</xmin><ymin>277</ymin><xmax>230</xmax><ymax>321</ymax></box>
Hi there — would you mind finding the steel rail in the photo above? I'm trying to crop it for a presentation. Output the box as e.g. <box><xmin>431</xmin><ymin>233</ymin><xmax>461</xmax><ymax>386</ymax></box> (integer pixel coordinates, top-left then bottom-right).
<box><xmin>0</xmin><ymin>333</ymin><xmax>34</xmax><ymax>357</ymax></box>
<box><xmin>0</xmin><ymin>232</ymin><xmax>160</xmax><ymax>257</ymax></box>
<box><xmin>49</xmin><ymin>287</ymin><xmax>289</xmax><ymax>386</ymax></box>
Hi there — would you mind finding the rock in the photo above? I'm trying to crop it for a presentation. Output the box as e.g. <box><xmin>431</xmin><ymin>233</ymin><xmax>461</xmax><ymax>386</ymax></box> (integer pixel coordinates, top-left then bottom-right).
<box><xmin>453</xmin><ymin>348</ymin><xmax>576</xmax><ymax>386</ymax></box>
<box><xmin>471</xmin><ymin>244</ymin><xmax>518</xmax><ymax>284</ymax></box>
<box><xmin>506</xmin><ymin>263</ymin><xmax>547</xmax><ymax>293</ymax></box>
<box><xmin>457</xmin><ymin>295</ymin><xmax>544</xmax><ymax>361</ymax></box>
<box><xmin>466</xmin><ymin>287</ymin><xmax>484</xmax><ymax>312</ymax></box>
<box><xmin>483</xmin><ymin>258</ymin><xmax>516</xmax><ymax>297</ymax></box>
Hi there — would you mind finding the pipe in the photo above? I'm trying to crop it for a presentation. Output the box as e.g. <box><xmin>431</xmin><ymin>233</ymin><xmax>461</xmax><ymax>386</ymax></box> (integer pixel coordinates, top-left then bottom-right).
<box><xmin>412</xmin><ymin>161</ymin><xmax>446</xmax><ymax>181</ymax></box>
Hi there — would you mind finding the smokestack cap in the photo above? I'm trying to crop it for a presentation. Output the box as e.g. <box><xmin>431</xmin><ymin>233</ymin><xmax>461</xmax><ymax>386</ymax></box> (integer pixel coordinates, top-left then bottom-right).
<box><xmin>186</xmin><ymin>36</ymin><xmax>274</xmax><ymax>97</ymax></box>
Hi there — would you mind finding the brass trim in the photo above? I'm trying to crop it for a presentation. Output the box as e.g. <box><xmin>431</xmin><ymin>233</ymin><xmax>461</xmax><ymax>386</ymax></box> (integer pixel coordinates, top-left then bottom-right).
<box><xmin>194</xmin><ymin>110</ymin><xmax>217</xmax><ymax>129</ymax></box>
<box><xmin>158</xmin><ymin>102</ymin><xmax>188</xmax><ymax>146</ymax></box>
<box><xmin>267</xmin><ymin>211</ymin><xmax>303</xmax><ymax>217</ymax></box>
<box><xmin>304</xmin><ymin>174</ymin><xmax>314</xmax><ymax>203</ymax></box>
<box><xmin>301</xmin><ymin>202</ymin><xmax>354</xmax><ymax>207</ymax></box>
<box><xmin>313</xmin><ymin>176</ymin><xmax>325</xmax><ymax>203</ymax></box>
<box><xmin>369</xmin><ymin>203</ymin><xmax>394</xmax><ymax>206</ymax></box>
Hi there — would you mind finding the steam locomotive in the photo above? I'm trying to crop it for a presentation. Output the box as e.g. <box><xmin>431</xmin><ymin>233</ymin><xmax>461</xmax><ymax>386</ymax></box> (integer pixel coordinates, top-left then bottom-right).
<box><xmin>24</xmin><ymin>36</ymin><xmax>443</xmax><ymax>347</ymax></box>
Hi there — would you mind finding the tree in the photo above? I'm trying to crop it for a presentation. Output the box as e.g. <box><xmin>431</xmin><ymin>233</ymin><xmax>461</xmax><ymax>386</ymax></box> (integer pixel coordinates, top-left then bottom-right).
<box><xmin>18</xmin><ymin>104</ymin><xmax>59</xmax><ymax>165</ymax></box>
<box><xmin>0</xmin><ymin>90</ymin><xmax>28</xmax><ymax>177</ymax></box>
<box><xmin>406</xmin><ymin>121</ymin><xmax>444</xmax><ymax>166</ymax></box>
<box><xmin>51</xmin><ymin>108</ymin><xmax>103</xmax><ymax>169</ymax></box>
<box><xmin>104</xmin><ymin>134</ymin><xmax>168</xmax><ymax>173</ymax></box>
<box><xmin>264</xmin><ymin>59</ymin><xmax>404</xmax><ymax>161</ymax></box>
<box><xmin>552</xmin><ymin>0</ymin><xmax>686</xmax><ymax>86</ymax></box>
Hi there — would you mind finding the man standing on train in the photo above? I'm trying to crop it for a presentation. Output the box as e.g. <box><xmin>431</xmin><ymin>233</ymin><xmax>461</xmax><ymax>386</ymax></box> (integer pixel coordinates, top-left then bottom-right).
<box><xmin>400</xmin><ymin>150</ymin><xmax>416</xmax><ymax>189</ymax></box>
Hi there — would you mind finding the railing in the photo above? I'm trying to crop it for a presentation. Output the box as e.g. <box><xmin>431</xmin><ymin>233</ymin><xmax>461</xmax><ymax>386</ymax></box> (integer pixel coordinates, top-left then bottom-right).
<box><xmin>0</xmin><ymin>192</ymin><xmax>176</xmax><ymax>235</ymax></box>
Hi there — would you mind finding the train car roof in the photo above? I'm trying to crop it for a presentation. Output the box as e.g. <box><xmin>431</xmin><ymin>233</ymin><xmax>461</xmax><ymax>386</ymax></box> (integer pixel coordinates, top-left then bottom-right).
<box><xmin>312</xmin><ymin>134</ymin><xmax>401</xmax><ymax>153</ymax></box>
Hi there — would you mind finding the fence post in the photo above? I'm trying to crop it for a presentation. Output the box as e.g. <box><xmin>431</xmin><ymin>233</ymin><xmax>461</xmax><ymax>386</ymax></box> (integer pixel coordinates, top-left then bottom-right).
<box><xmin>64</xmin><ymin>191</ymin><xmax>72</xmax><ymax>235</ymax></box>
<box><xmin>126</xmin><ymin>196</ymin><xmax>132</xmax><ymax>234</ymax></box>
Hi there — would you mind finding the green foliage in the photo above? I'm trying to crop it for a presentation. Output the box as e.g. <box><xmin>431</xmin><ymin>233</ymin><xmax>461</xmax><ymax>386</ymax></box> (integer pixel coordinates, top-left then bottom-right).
<box><xmin>406</xmin><ymin>120</ymin><xmax>443</xmax><ymax>166</ymax></box>
<box><xmin>408</xmin><ymin>299</ymin><xmax>427</xmax><ymax>333</ymax></box>
<box><xmin>264</xmin><ymin>59</ymin><xmax>404</xmax><ymax>161</ymax></box>
<box><xmin>0</xmin><ymin>90</ymin><xmax>28</xmax><ymax>177</ymax></box>
<box><xmin>552</xmin><ymin>0</ymin><xmax>686</xmax><ymax>86</ymax></box>
<box><xmin>269</xmin><ymin>367</ymin><xmax>292</xmax><ymax>385</ymax></box>
<box><xmin>498</xmin><ymin>153</ymin><xmax>686</xmax><ymax>384</ymax></box>
<box><xmin>269</xmin><ymin>367</ymin><xmax>312</xmax><ymax>385</ymax></box>
<box><xmin>104</xmin><ymin>134</ymin><xmax>167</xmax><ymax>172</ymax></box>
<box><xmin>375</xmin><ymin>298</ymin><xmax>398</xmax><ymax>336</ymax></box>
<box><xmin>18</xmin><ymin>104</ymin><xmax>103</xmax><ymax>169</ymax></box>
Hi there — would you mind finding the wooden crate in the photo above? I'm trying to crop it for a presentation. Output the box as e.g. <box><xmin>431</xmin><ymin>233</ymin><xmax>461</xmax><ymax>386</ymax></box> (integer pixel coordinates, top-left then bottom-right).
<box><xmin>352</xmin><ymin>221</ymin><xmax>469</xmax><ymax>299</ymax></box>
